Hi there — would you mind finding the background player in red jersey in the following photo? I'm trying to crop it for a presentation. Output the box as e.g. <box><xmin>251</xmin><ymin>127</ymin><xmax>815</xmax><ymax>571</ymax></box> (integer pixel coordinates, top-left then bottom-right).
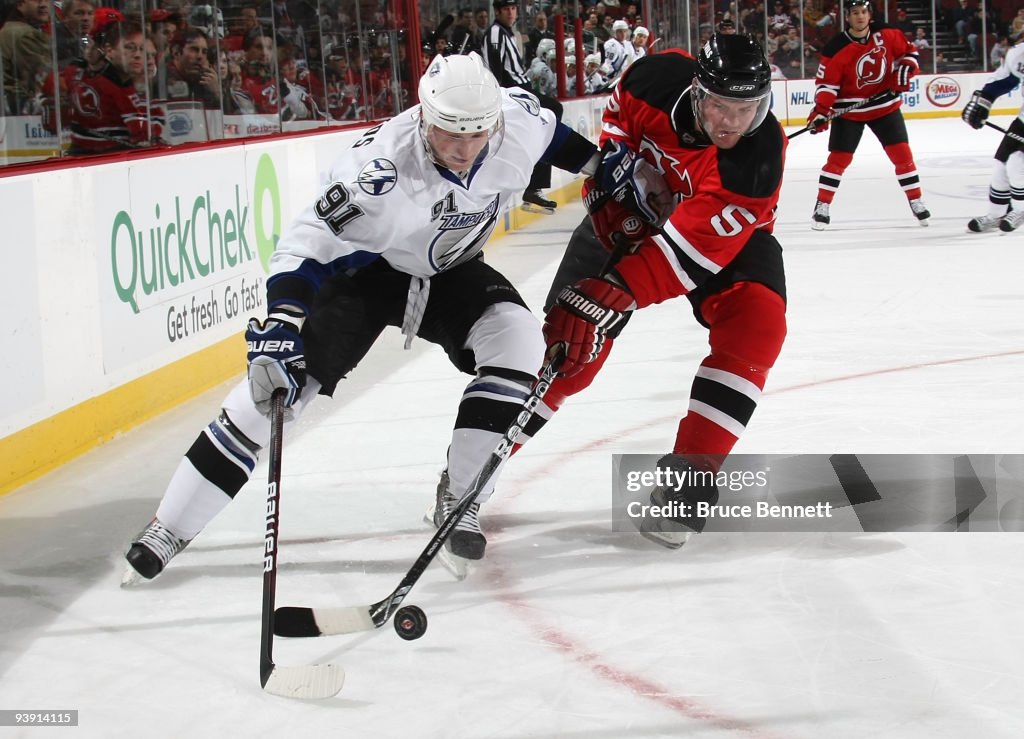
<box><xmin>807</xmin><ymin>0</ymin><xmax>929</xmax><ymax>229</ymax></box>
<box><xmin>525</xmin><ymin>34</ymin><xmax>789</xmax><ymax>549</ymax></box>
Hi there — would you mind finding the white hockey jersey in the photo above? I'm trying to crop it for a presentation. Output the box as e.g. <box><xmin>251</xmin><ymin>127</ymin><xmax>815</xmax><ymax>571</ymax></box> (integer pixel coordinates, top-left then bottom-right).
<box><xmin>270</xmin><ymin>89</ymin><xmax>557</xmax><ymax>293</ymax></box>
<box><xmin>603</xmin><ymin>37</ymin><xmax>635</xmax><ymax>80</ymax></box>
<box><xmin>980</xmin><ymin>41</ymin><xmax>1024</xmax><ymax>120</ymax></box>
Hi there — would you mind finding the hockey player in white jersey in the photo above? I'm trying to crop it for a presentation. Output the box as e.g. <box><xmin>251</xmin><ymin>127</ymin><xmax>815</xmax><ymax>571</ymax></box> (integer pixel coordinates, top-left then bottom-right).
<box><xmin>961</xmin><ymin>38</ymin><xmax>1024</xmax><ymax>232</ymax></box>
<box><xmin>123</xmin><ymin>53</ymin><xmax>599</xmax><ymax>584</ymax></box>
<box><xmin>603</xmin><ymin>20</ymin><xmax>635</xmax><ymax>83</ymax></box>
<box><xmin>529</xmin><ymin>38</ymin><xmax>557</xmax><ymax>96</ymax></box>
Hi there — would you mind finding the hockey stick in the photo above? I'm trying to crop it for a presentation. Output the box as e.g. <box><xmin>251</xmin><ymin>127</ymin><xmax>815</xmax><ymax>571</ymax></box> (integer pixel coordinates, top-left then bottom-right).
<box><xmin>260</xmin><ymin>390</ymin><xmax>346</xmax><ymax>697</ymax></box>
<box><xmin>984</xmin><ymin>121</ymin><xmax>1024</xmax><ymax>146</ymax></box>
<box><xmin>787</xmin><ymin>91</ymin><xmax>898</xmax><ymax>140</ymax></box>
<box><xmin>273</xmin><ymin>356</ymin><xmax>564</xmax><ymax>637</ymax></box>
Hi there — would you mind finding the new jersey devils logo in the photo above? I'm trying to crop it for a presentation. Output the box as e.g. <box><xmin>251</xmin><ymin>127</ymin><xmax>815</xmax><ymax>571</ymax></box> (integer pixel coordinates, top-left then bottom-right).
<box><xmin>855</xmin><ymin>47</ymin><xmax>888</xmax><ymax>89</ymax></box>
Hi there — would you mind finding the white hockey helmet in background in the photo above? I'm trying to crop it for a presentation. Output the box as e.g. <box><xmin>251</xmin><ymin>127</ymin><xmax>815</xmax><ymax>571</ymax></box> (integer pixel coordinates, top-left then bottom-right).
<box><xmin>190</xmin><ymin>5</ymin><xmax>226</xmax><ymax>39</ymax></box>
<box><xmin>612</xmin><ymin>20</ymin><xmax>630</xmax><ymax>33</ymax></box>
<box><xmin>584</xmin><ymin>52</ymin><xmax>602</xmax><ymax>68</ymax></box>
<box><xmin>633</xmin><ymin>25</ymin><xmax>650</xmax><ymax>39</ymax></box>
<box><xmin>536</xmin><ymin>38</ymin><xmax>556</xmax><ymax>60</ymax></box>
<box><xmin>418</xmin><ymin>52</ymin><xmax>503</xmax><ymax>134</ymax></box>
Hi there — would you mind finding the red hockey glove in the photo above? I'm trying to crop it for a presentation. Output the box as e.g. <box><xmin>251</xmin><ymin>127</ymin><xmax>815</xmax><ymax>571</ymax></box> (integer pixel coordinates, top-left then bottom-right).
<box><xmin>544</xmin><ymin>277</ymin><xmax>634</xmax><ymax>377</ymax></box>
<box><xmin>583</xmin><ymin>177</ymin><xmax>657</xmax><ymax>249</ymax></box>
<box><xmin>807</xmin><ymin>104</ymin><xmax>832</xmax><ymax>135</ymax></box>
<box><xmin>891</xmin><ymin>59</ymin><xmax>916</xmax><ymax>93</ymax></box>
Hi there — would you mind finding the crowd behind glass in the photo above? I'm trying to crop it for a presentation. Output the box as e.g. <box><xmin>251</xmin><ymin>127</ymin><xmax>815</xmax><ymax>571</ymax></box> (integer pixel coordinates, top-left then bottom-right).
<box><xmin>1</xmin><ymin>0</ymin><xmax>1018</xmax><ymax>165</ymax></box>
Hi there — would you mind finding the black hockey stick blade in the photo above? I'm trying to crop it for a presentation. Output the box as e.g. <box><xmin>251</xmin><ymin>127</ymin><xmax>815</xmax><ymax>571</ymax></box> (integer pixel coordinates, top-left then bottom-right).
<box><xmin>273</xmin><ymin>356</ymin><xmax>565</xmax><ymax>638</ymax></box>
<box><xmin>260</xmin><ymin>390</ymin><xmax>345</xmax><ymax>696</ymax></box>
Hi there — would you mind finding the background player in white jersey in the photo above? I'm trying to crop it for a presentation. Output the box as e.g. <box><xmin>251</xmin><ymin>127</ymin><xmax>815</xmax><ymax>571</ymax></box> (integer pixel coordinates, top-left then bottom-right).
<box><xmin>961</xmin><ymin>38</ymin><xmax>1024</xmax><ymax>233</ymax></box>
<box><xmin>603</xmin><ymin>20</ymin><xmax>634</xmax><ymax>83</ymax></box>
<box><xmin>123</xmin><ymin>53</ymin><xmax>599</xmax><ymax>583</ymax></box>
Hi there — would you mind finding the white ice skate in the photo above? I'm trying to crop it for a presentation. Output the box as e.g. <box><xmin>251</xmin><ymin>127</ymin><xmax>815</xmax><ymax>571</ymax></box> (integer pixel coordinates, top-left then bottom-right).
<box><xmin>967</xmin><ymin>214</ymin><xmax>1002</xmax><ymax>233</ymax></box>
<box><xmin>424</xmin><ymin>471</ymin><xmax>485</xmax><ymax>580</ymax></box>
<box><xmin>121</xmin><ymin>518</ymin><xmax>191</xmax><ymax>587</ymax></box>
<box><xmin>999</xmin><ymin>209</ymin><xmax>1024</xmax><ymax>232</ymax></box>
<box><xmin>811</xmin><ymin>200</ymin><xmax>830</xmax><ymax>231</ymax></box>
<box><xmin>910</xmin><ymin>198</ymin><xmax>930</xmax><ymax>226</ymax></box>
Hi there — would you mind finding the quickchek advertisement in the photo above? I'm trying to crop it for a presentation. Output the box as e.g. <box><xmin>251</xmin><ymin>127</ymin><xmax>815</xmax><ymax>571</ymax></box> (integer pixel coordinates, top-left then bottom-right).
<box><xmin>98</xmin><ymin>148</ymin><xmax>288</xmax><ymax>372</ymax></box>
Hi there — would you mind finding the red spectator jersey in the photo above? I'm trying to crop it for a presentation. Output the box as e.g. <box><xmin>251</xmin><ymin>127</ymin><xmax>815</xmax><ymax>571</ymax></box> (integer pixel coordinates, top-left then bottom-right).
<box><xmin>240</xmin><ymin>73</ymin><xmax>279</xmax><ymax>114</ymax></box>
<box><xmin>599</xmin><ymin>50</ymin><xmax>787</xmax><ymax>309</ymax></box>
<box><xmin>813</xmin><ymin>22</ymin><xmax>919</xmax><ymax>122</ymax></box>
<box><xmin>68</xmin><ymin>64</ymin><xmax>163</xmax><ymax>154</ymax></box>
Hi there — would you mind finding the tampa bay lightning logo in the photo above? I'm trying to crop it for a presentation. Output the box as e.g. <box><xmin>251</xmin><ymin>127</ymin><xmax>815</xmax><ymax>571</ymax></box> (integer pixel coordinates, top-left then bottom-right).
<box><xmin>509</xmin><ymin>91</ymin><xmax>541</xmax><ymax>116</ymax></box>
<box><xmin>356</xmin><ymin>158</ymin><xmax>398</xmax><ymax>195</ymax></box>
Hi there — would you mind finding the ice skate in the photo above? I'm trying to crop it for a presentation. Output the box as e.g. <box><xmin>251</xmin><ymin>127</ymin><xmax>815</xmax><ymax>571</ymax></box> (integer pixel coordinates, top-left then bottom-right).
<box><xmin>424</xmin><ymin>470</ymin><xmax>485</xmax><ymax>580</ymax></box>
<box><xmin>967</xmin><ymin>214</ymin><xmax>1002</xmax><ymax>233</ymax></box>
<box><xmin>635</xmin><ymin>455</ymin><xmax>719</xmax><ymax>550</ymax></box>
<box><xmin>121</xmin><ymin>518</ymin><xmax>191</xmax><ymax>586</ymax></box>
<box><xmin>520</xmin><ymin>190</ymin><xmax>557</xmax><ymax>215</ymax></box>
<box><xmin>909</xmin><ymin>198</ymin><xmax>930</xmax><ymax>226</ymax></box>
<box><xmin>999</xmin><ymin>209</ymin><xmax>1024</xmax><ymax>232</ymax></box>
<box><xmin>811</xmin><ymin>200</ymin><xmax>830</xmax><ymax>231</ymax></box>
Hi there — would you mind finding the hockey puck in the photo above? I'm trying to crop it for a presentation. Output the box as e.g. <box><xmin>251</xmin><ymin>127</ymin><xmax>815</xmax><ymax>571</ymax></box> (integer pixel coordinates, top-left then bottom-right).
<box><xmin>394</xmin><ymin>605</ymin><xmax>428</xmax><ymax>641</ymax></box>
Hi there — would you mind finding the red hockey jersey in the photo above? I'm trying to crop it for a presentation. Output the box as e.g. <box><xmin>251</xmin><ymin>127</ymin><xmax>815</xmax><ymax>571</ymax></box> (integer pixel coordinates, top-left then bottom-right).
<box><xmin>599</xmin><ymin>50</ymin><xmax>786</xmax><ymax>309</ymax></box>
<box><xmin>813</xmin><ymin>22</ymin><xmax>919</xmax><ymax>122</ymax></box>
<box><xmin>68</xmin><ymin>63</ymin><xmax>163</xmax><ymax>155</ymax></box>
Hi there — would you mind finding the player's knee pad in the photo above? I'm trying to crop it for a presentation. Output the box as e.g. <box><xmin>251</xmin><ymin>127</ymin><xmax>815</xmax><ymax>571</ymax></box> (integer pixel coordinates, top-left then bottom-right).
<box><xmin>824</xmin><ymin>150</ymin><xmax>854</xmax><ymax>174</ymax></box>
<box><xmin>990</xmin><ymin>159</ymin><xmax>1011</xmax><ymax>192</ymax></box>
<box><xmin>702</xmin><ymin>282</ymin><xmax>787</xmax><ymax>373</ymax></box>
<box><xmin>465</xmin><ymin>302</ymin><xmax>545</xmax><ymax>377</ymax></box>
<box><xmin>1005</xmin><ymin>151</ymin><xmax>1024</xmax><ymax>190</ymax></box>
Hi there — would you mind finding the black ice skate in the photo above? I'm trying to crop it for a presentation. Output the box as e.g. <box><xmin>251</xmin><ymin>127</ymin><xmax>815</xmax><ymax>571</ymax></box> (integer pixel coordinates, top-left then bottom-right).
<box><xmin>811</xmin><ymin>200</ymin><xmax>830</xmax><ymax>231</ymax></box>
<box><xmin>909</xmin><ymin>198</ymin><xmax>930</xmax><ymax>226</ymax></box>
<box><xmin>424</xmin><ymin>470</ymin><xmax>485</xmax><ymax>579</ymax></box>
<box><xmin>999</xmin><ymin>209</ymin><xmax>1024</xmax><ymax>232</ymax></box>
<box><xmin>521</xmin><ymin>190</ymin><xmax>557</xmax><ymax>215</ymax></box>
<box><xmin>122</xmin><ymin>518</ymin><xmax>191</xmax><ymax>586</ymax></box>
<box><xmin>635</xmin><ymin>455</ymin><xmax>720</xmax><ymax>550</ymax></box>
<box><xmin>967</xmin><ymin>214</ymin><xmax>1002</xmax><ymax>232</ymax></box>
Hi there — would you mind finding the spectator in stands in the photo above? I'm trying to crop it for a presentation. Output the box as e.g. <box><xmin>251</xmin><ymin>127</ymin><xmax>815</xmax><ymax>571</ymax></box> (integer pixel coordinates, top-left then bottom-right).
<box><xmin>991</xmin><ymin>34</ymin><xmax>1010</xmax><ymax>68</ymax></box>
<box><xmin>224</xmin><ymin>3</ymin><xmax>261</xmax><ymax>54</ymax></box>
<box><xmin>769</xmin><ymin>1</ymin><xmax>795</xmax><ymax>33</ymax></box>
<box><xmin>913</xmin><ymin>26</ymin><xmax>931</xmax><ymax>51</ymax></box>
<box><xmin>894</xmin><ymin>9</ymin><xmax>916</xmax><ymax>36</ymax></box>
<box><xmin>1011</xmin><ymin>9</ymin><xmax>1024</xmax><ymax>39</ymax></box>
<box><xmin>1</xmin><ymin>0</ymin><xmax>52</xmax><ymax>114</ymax></box>
<box><xmin>449</xmin><ymin>7</ymin><xmax>477</xmax><ymax>54</ymax></box>
<box><xmin>743</xmin><ymin>2</ymin><xmax>765</xmax><ymax>34</ymax></box>
<box><xmin>240</xmin><ymin>28</ymin><xmax>277</xmax><ymax>113</ymax></box>
<box><xmin>526</xmin><ymin>10</ymin><xmax>553</xmax><ymax>64</ymax></box>
<box><xmin>473</xmin><ymin>6</ymin><xmax>490</xmax><ymax>50</ymax></box>
<box><xmin>68</xmin><ymin>15</ymin><xmax>163</xmax><ymax>155</ymax></box>
<box><xmin>773</xmin><ymin>35</ymin><xmax>801</xmax><ymax>78</ymax></box>
<box><xmin>951</xmin><ymin>0</ymin><xmax>978</xmax><ymax>57</ymax></box>
<box><xmin>718</xmin><ymin>18</ymin><xmax>737</xmax><ymax>34</ymax></box>
<box><xmin>132</xmin><ymin>34</ymin><xmax>158</xmax><ymax>98</ymax></box>
<box><xmin>278</xmin><ymin>46</ymin><xmax>317</xmax><ymax>120</ymax></box>
<box><xmin>164</xmin><ymin>28</ymin><xmax>222</xmax><ymax>108</ymax></box>
<box><xmin>53</xmin><ymin>0</ymin><xmax>94</xmax><ymax>65</ymax></box>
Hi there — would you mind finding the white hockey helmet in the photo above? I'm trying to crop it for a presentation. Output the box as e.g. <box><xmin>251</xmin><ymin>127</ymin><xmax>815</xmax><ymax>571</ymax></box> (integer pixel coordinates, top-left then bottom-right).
<box><xmin>536</xmin><ymin>38</ymin><xmax>556</xmax><ymax>60</ymax></box>
<box><xmin>612</xmin><ymin>19</ymin><xmax>630</xmax><ymax>33</ymax></box>
<box><xmin>418</xmin><ymin>52</ymin><xmax>503</xmax><ymax>134</ymax></box>
<box><xmin>584</xmin><ymin>52</ymin><xmax>602</xmax><ymax>68</ymax></box>
<box><xmin>190</xmin><ymin>5</ymin><xmax>226</xmax><ymax>39</ymax></box>
<box><xmin>633</xmin><ymin>25</ymin><xmax>650</xmax><ymax>40</ymax></box>
<box><xmin>418</xmin><ymin>53</ymin><xmax>505</xmax><ymax>168</ymax></box>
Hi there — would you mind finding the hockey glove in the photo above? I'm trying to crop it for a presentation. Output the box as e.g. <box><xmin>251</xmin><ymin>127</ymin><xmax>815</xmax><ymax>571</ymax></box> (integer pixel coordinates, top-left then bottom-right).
<box><xmin>807</xmin><ymin>104</ymin><xmax>833</xmax><ymax>135</ymax></box>
<box><xmin>584</xmin><ymin>177</ymin><xmax>657</xmax><ymax>249</ymax></box>
<box><xmin>891</xmin><ymin>59</ymin><xmax>916</xmax><ymax>93</ymax></box>
<box><xmin>962</xmin><ymin>90</ymin><xmax>993</xmax><ymax>130</ymax></box>
<box><xmin>544</xmin><ymin>277</ymin><xmax>634</xmax><ymax>377</ymax></box>
<box><xmin>246</xmin><ymin>313</ymin><xmax>307</xmax><ymax>416</ymax></box>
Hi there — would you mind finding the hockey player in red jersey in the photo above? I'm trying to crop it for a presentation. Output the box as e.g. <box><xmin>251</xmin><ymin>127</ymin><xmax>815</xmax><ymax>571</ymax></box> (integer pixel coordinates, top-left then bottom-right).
<box><xmin>807</xmin><ymin>0</ymin><xmax>929</xmax><ymax>229</ymax></box>
<box><xmin>528</xmin><ymin>34</ymin><xmax>788</xmax><ymax>549</ymax></box>
<box><xmin>67</xmin><ymin>13</ymin><xmax>164</xmax><ymax>155</ymax></box>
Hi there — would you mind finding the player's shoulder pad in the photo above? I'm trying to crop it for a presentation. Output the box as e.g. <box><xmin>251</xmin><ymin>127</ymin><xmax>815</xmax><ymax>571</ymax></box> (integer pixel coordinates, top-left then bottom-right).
<box><xmin>715</xmin><ymin>112</ymin><xmax>784</xmax><ymax>199</ymax></box>
<box><xmin>619</xmin><ymin>50</ymin><xmax>696</xmax><ymax>116</ymax></box>
<box><xmin>821</xmin><ymin>33</ymin><xmax>853</xmax><ymax>58</ymax></box>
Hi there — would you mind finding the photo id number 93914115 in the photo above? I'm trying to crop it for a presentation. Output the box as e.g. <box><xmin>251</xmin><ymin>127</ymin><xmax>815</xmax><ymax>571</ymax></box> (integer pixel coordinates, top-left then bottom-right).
<box><xmin>0</xmin><ymin>711</ymin><xmax>78</xmax><ymax>726</ymax></box>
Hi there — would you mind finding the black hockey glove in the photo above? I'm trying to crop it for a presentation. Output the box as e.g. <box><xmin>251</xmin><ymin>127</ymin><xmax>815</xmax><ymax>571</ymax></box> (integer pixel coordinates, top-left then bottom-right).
<box><xmin>246</xmin><ymin>312</ymin><xmax>307</xmax><ymax>416</ymax></box>
<box><xmin>962</xmin><ymin>90</ymin><xmax>993</xmax><ymax>130</ymax></box>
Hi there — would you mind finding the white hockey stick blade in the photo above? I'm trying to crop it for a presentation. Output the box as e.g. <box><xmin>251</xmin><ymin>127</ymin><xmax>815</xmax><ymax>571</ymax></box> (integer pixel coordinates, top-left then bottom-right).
<box><xmin>312</xmin><ymin>606</ymin><xmax>376</xmax><ymax>636</ymax></box>
<box><xmin>262</xmin><ymin>663</ymin><xmax>345</xmax><ymax>699</ymax></box>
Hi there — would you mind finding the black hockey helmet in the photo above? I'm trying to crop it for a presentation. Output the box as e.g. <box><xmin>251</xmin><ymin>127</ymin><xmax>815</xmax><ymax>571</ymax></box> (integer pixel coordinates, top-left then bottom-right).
<box><xmin>692</xmin><ymin>33</ymin><xmax>773</xmax><ymax>137</ymax></box>
<box><xmin>492</xmin><ymin>0</ymin><xmax>517</xmax><ymax>8</ymax></box>
<box><xmin>845</xmin><ymin>0</ymin><xmax>874</xmax><ymax>14</ymax></box>
<box><xmin>695</xmin><ymin>33</ymin><xmax>772</xmax><ymax>101</ymax></box>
